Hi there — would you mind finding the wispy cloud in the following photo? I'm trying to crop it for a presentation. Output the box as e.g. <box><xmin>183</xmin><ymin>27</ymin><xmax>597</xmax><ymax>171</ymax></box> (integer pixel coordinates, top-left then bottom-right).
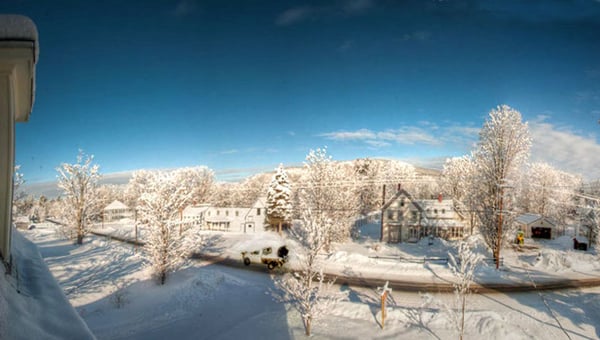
<box><xmin>172</xmin><ymin>0</ymin><xmax>197</xmax><ymax>17</ymax></box>
<box><xmin>320</xmin><ymin>122</ymin><xmax>478</xmax><ymax>148</ymax></box>
<box><xmin>399</xmin><ymin>30</ymin><xmax>432</xmax><ymax>42</ymax></box>
<box><xmin>343</xmin><ymin>0</ymin><xmax>375</xmax><ymax>13</ymax></box>
<box><xmin>220</xmin><ymin>149</ymin><xmax>239</xmax><ymax>155</ymax></box>
<box><xmin>338</xmin><ymin>39</ymin><xmax>355</xmax><ymax>52</ymax></box>
<box><xmin>275</xmin><ymin>6</ymin><xmax>317</xmax><ymax>26</ymax></box>
<box><xmin>529</xmin><ymin>117</ymin><xmax>600</xmax><ymax>180</ymax></box>
<box><xmin>276</xmin><ymin>0</ymin><xmax>374</xmax><ymax>26</ymax></box>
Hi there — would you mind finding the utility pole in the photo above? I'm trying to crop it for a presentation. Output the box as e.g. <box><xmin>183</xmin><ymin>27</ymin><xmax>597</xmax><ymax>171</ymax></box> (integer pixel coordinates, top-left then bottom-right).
<box><xmin>380</xmin><ymin>185</ymin><xmax>386</xmax><ymax>242</ymax></box>
<box><xmin>495</xmin><ymin>179</ymin><xmax>513</xmax><ymax>270</ymax></box>
<box><xmin>496</xmin><ymin>184</ymin><xmax>504</xmax><ymax>270</ymax></box>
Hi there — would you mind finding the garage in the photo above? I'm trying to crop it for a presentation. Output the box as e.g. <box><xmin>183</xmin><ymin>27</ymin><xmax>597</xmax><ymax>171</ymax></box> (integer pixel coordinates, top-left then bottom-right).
<box><xmin>531</xmin><ymin>227</ymin><xmax>552</xmax><ymax>239</ymax></box>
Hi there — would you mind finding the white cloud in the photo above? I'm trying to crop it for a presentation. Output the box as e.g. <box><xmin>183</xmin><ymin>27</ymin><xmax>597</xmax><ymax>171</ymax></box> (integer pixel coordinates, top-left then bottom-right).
<box><xmin>220</xmin><ymin>149</ymin><xmax>239</xmax><ymax>155</ymax></box>
<box><xmin>320</xmin><ymin>122</ymin><xmax>478</xmax><ymax>148</ymax></box>
<box><xmin>275</xmin><ymin>6</ymin><xmax>315</xmax><ymax>26</ymax></box>
<box><xmin>321</xmin><ymin>128</ymin><xmax>376</xmax><ymax>141</ymax></box>
<box><xmin>276</xmin><ymin>0</ymin><xmax>374</xmax><ymax>26</ymax></box>
<box><xmin>529</xmin><ymin>120</ymin><xmax>600</xmax><ymax>180</ymax></box>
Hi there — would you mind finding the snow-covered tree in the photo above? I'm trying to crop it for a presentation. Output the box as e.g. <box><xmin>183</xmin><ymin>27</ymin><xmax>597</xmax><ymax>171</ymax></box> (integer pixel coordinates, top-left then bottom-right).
<box><xmin>445</xmin><ymin>241</ymin><xmax>482</xmax><ymax>340</ymax></box>
<box><xmin>298</xmin><ymin>147</ymin><xmax>359</xmax><ymax>246</ymax></box>
<box><xmin>266</xmin><ymin>164</ymin><xmax>293</xmax><ymax>234</ymax></box>
<box><xmin>442</xmin><ymin>155</ymin><xmax>479</xmax><ymax>234</ymax></box>
<box><xmin>174</xmin><ymin>166</ymin><xmax>214</xmax><ymax>204</ymax></box>
<box><xmin>56</xmin><ymin>151</ymin><xmax>101</xmax><ymax>244</ymax></box>
<box><xmin>517</xmin><ymin>162</ymin><xmax>581</xmax><ymax>224</ymax></box>
<box><xmin>124</xmin><ymin>169</ymin><xmax>154</xmax><ymax>214</ymax></box>
<box><xmin>137</xmin><ymin>169</ymin><xmax>198</xmax><ymax>284</ymax></box>
<box><xmin>353</xmin><ymin>158</ymin><xmax>380</xmax><ymax>215</ymax></box>
<box><xmin>474</xmin><ymin>105</ymin><xmax>531</xmax><ymax>268</ymax></box>
<box><xmin>272</xmin><ymin>205</ymin><xmax>347</xmax><ymax>336</ymax></box>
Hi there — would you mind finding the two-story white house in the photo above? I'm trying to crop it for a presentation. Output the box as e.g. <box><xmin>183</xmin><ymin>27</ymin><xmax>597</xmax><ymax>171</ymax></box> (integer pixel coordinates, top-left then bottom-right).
<box><xmin>381</xmin><ymin>189</ymin><xmax>465</xmax><ymax>243</ymax></box>
<box><xmin>182</xmin><ymin>197</ymin><xmax>268</xmax><ymax>233</ymax></box>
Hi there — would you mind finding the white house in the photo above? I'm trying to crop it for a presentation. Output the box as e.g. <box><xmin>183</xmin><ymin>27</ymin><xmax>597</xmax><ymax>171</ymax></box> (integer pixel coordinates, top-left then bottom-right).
<box><xmin>381</xmin><ymin>189</ymin><xmax>465</xmax><ymax>243</ymax></box>
<box><xmin>0</xmin><ymin>15</ymin><xmax>38</xmax><ymax>266</ymax></box>
<box><xmin>181</xmin><ymin>203</ymin><xmax>211</xmax><ymax>226</ymax></box>
<box><xmin>515</xmin><ymin>213</ymin><xmax>558</xmax><ymax>239</ymax></box>
<box><xmin>184</xmin><ymin>197</ymin><xmax>268</xmax><ymax>233</ymax></box>
<box><xmin>103</xmin><ymin>200</ymin><xmax>133</xmax><ymax>222</ymax></box>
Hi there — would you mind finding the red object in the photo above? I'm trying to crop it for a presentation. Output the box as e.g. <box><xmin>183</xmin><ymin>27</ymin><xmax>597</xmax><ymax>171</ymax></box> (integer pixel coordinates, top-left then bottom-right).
<box><xmin>438</xmin><ymin>193</ymin><xmax>443</xmax><ymax>202</ymax></box>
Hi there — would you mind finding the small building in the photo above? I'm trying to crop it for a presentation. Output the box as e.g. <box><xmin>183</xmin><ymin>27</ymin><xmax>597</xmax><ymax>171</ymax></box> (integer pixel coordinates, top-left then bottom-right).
<box><xmin>381</xmin><ymin>189</ymin><xmax>465</xmax><ymax>243</ymax></box>
<box><xmin>103</xmin><ymin>200</ymin><xmax>133</xmax><ymax>222</ymax></box>
<box><xmin>515</xmin><ymin>213</ymin><xmax>558</xmax><ymax>239</ymax></box>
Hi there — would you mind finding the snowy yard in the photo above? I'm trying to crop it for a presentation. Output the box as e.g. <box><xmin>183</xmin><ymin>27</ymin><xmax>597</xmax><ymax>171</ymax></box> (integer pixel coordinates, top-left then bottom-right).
<box><xmin>22</xmin><ymin>222</ymin><xmax>600</xmax><ymax>339</ymax></box>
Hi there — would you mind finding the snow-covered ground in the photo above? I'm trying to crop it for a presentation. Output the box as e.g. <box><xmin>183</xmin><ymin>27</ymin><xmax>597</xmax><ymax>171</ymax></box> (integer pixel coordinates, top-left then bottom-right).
<box><xmin>22</xmin><ymin>222</ymin><xmax>600</xmax><ymax>339</ymax></box>
<box><xmin>0</xmin><ymin>230</ymin><xmax>94</xmax><ymax>339</ymax></box>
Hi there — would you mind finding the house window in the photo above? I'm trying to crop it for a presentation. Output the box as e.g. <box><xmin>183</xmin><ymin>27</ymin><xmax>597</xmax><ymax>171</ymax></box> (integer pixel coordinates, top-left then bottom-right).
<box><xmin>442</xmin><ymin>209</ymin><xmax>446</xmax><ymax>214</ymax></box>
<box><xmin>226</xmin><ymin>211</ymin><xmax>229</xmax><ymax>216</ymax></box>
<box><xmin>236</xmin><ymin>211</ymin><xmax>239</xmax><ymax>217</ymax></box>
<box><xmin>257</xmin><ymin>208</ymin><xmax>261</xmax><ymax>215</ymax></box>
<box><xmin>434</xmin><ymin>209</ymin><xmax>438</xmax><ymax>214</ymax></box>
<box><xmin>217</xmin><ymin>210</ymin><xmax>220</xmax><ymax>216</ymax></box>
<box><xmin>387</xmin><ymin>210</ymin><xmax>394</xmax><ymax>220</ymax></box>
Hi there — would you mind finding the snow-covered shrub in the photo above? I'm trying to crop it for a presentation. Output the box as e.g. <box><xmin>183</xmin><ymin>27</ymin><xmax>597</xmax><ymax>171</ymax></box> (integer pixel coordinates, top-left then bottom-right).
<box><xmin>271</xmin><ymin>206</ymin><xmax>347</xmax><ymax>336</ymax></box>
<box><xmin>110</xmin><ymin>280</ymin><xmax>130</xmax><ymax>309</ymax></box>
<box><xmin>444</xmin><ymin>241</ymin><xmax>482</xmax><ymax>340</ymax></box>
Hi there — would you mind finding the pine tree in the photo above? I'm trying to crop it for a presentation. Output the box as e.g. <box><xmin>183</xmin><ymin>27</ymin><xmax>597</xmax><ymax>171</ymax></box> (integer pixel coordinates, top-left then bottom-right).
<box><xmin>266</xmin><ymin>164</ymin><xmax>293</xmax><ymax>234</ymax></box>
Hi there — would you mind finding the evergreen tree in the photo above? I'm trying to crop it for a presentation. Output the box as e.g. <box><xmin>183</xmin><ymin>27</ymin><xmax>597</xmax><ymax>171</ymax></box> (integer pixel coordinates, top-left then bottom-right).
<box><xmin>266</xmin><ymin>164</ymin><xmax>293</xmax><ymax>234</ymax></box>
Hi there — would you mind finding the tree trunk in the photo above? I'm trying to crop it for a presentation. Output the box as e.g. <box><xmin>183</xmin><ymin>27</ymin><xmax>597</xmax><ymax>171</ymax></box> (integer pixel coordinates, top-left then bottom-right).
<box><xmin>304</xmin><ymin>316</ymin><xmax>311</xmax><ymax>336</ymax></box>
<box><xmin>278</xmin><ymin>221</ymin><xmax>282</xmax><ymax>236</ymax></box>
<box><xmin>76</xmin><ymin>234</ymin><xmax>84</xmax><ymax>245</ymax></box>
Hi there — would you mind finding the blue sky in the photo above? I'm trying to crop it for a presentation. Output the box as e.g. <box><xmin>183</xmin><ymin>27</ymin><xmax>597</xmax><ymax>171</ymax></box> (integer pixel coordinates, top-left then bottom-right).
<box><xmin>4</xmin><ymin>0</ymin><xmax>600</xmax><ymax>182</ymax></box>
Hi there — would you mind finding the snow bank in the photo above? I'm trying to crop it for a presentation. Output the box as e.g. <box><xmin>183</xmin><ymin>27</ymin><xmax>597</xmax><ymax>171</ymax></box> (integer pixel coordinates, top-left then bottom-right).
<box><xmin>0</xmin><ymin>230</ymin><xmax>94</xmax><ymax>339</ymax></box>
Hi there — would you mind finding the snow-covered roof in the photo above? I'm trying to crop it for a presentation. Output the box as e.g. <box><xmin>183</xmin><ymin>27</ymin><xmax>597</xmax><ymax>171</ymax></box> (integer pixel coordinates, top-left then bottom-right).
<box><xmin>183</xmin><ymin>204</ymin><xmax>210</xmax><ymax>216</ymax></box>
<box><xmin>0</xmin><ymin>14</ymin><xmax>39</xmax><ymax>64</ymax></box>
<box><xmin>253</xmin><ymin>196</ymin><xmax>267</xmax><ymax>208</ymax></box>
<box><xmin>515</xmin><ymin>213</ymin><xmax>557</xmax><ymax>226</ymax></box>
<box><xmin>103</xmin><ymin>200</ymin><xmax>130</xmax><ymax>211</ymax></box>
<box><xmin>416</xmin><ymin>199</ymin><xmax>457</xmax><ymax>218</ymax></box>
<box><xmin>0</xmin><ymin>15</ymin><xmax>38</xmax><ymax>47</ymax></box>
<box><xmin>0</xmin><ymin>15</ymin><xmax>39</xmax><ymax>121</ymax></box>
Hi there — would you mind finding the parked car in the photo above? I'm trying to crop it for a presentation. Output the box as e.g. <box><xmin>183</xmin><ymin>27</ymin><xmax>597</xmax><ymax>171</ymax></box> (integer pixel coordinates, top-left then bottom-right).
<box><xmin>241</xmin><ymin>245</ymin><xmax>289</xmax><ymax>270</ymax></box>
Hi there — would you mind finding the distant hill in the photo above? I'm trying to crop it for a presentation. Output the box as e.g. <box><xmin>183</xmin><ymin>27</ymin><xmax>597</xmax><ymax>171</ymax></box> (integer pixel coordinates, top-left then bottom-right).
<box><xmin>21</xmin><ymin>158</ymin><xmax>442</xmax><ymax>198</ymax></box>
